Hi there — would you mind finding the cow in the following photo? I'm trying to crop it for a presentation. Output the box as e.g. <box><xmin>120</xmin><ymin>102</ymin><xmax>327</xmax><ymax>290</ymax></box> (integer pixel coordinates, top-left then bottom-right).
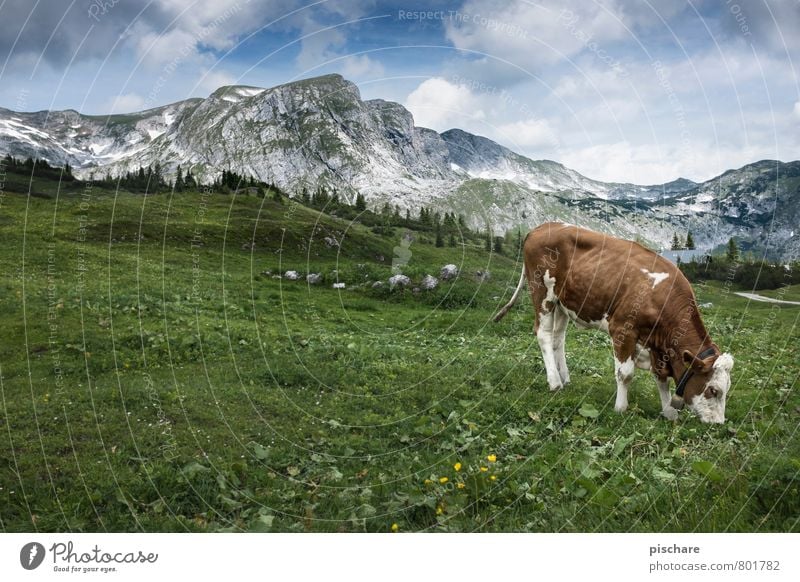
<box><xmin>493</xmin><ymin>222</ymin><xmax>733</xmax><ymax>423</ymax></box>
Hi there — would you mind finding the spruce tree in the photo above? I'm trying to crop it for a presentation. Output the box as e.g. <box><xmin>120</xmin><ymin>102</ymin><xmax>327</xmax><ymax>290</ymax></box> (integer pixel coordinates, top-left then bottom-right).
<box><xmin>726</xmin><ymin>237</ymin><xmax>739</xmax><ymax>261</ymax></box>
<box><xmin>685</xmin><ymin>231</ymin><xmax>695</xmax><ymax>250</ymax></box>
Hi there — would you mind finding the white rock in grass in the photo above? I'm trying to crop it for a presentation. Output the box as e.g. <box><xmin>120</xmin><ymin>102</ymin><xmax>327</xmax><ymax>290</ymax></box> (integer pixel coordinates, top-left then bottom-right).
<box><xmin>389</xmin><ymin>274</ymin><xmax>411</xmax><ymax>289</ymax></box>
<box><xmin>332</xmin><ymin>282</ymin><xmax>345</xmax><ymax>289</ymax></box>
<box><xmin>421</xmin><ymin>275</ymin><xmax>438</xmax><ymax>290</ymax></box>
<box><xmin>371</xmin><ymin>281</ymin><xmax>384</xmax><ymax>288</ymax></box>
<box><xmin>440</xmin><ymin>264</ymin><xmax>459</xmax><ymax>280</ymax></box>
<box><xmin>307</xmin><ymin>273</ymin><xmax>322</xmax><ymax>284</ymax></box>
<box><xmin>284</xmin><ymin>270</ymin><xmax>300</xmax><ymax>280</ymax></box>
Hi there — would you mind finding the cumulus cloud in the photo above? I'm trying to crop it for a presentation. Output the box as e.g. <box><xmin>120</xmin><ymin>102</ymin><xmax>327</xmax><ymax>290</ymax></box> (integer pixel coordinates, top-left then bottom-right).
<box><xmin>443</xmin><ymin>0</ymin><xmax>688</xmax><ymax>86</ymax></box>
<box><xmin>404</xmin><ymin>77</ymin><xmax>487</xmax><ymax>130</ymax></box>
<box><xmin>103</xmin><ymin>93</ymin><xmax>146</xmax><ymax>115</ymax></box>
<box><xmin>495</xmin><ymin>118</ymin><xmax>558</xmax><ymax>150</ymax></box>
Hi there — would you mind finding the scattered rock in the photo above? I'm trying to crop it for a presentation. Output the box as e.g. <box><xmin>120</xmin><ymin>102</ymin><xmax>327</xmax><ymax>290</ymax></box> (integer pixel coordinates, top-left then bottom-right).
<box><xmin>323</xmin><ymin>236</ymin><xmax>339</xmax><ymax>248</ymax></box>
<box><xmin>332</xmin><ymin>282</ymin><xmax>346</xmax><ymax>289</ymax></box>
<box><xmin>440</xmin><ymin>264</ymin><xmax>459</xmax><ymax>280</ymax></box>
<box><xmin>272</xmin><ymin>275</ymin><xmax>282</xmax><ymax>279</ymax></box>
<box><xmin>307</xmin><ymin>273</ymin><xmax>322</xmax><ymax>284</ymax></box>
<box><xmin>261</xmin><ymin>269</ymin><xmax>272</xmax><ymax>276</ymax></box>
<box><xmin>475</xmin><ymin>270</ymin><xmax>491</xmax><ymax>281</ymax></box>
<box><xmin>371</xmin><ymin>281</ymin><xmax>384</xmax><ymax>288</ymax></box>
<box><xmin>284</xmin><ymin>270</ymin><xmax>300</xmax><ymax>280</ymax></box>
<box><xmin>421</xmin><ymin>275</ymin><xmax>438</xmax><ymax>290</ymax></box>
<box><xmin>389</xmin><ymin>274</ymin><xmax>411</xmax><ymax>289</ymax></box>
<box><xmin>700</xmin><ymin>302</ymin><xmax>714</xmax><ymax>308</ymax></box>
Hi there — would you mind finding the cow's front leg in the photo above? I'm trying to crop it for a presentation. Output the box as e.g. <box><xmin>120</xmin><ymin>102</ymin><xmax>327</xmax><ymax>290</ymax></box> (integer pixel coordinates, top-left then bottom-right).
<box><xmin>536</xmin><ymin>308</ymin><xmax>563</xmax><ymax>391</ymax></box>
<box><xmin>609</xmin><ymin>328</ymin><xmax>636</xmax><ymax>413</ymax></box>
<box><xmin>655</xmin><ymin>376</ymin><xmax>678</xmax><ymax>420</ymax></box>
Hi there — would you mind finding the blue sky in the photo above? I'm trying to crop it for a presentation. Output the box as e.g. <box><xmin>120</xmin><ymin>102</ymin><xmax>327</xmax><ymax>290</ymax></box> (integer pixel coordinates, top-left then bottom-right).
<box><xmin>0</xmin><ymin>0</ymin><xmax>798</xmax><ymax>183</ymax></box>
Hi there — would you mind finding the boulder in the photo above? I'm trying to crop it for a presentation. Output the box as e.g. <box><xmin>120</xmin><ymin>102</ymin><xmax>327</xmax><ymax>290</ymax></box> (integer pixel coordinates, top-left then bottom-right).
<box><xmin>307</xmin><ymin>273</ymin><xmax>322</xmax><ymax>284</ymax></box>
<box><xmin>389</xmin><ymin>274</ymin><xmax>411</xmax><ymax>289</ymax></box>
<box><xmin>284</xmin><ymin>270</ymin><xmax>300</xmax><ymax>280</ymax></box>
<box><xmin>371</xmin><ymin>281</ymin><xmax>384</xmax><ymax>288</ymax></box>
<box><xmin>440</xmin><ymin>264</ymin><xmax>459</xmax><ymax>280</ymax></box>
<box><xmin>421</xmin><ymin>275</ymin><xmax>438</xmax><ymax>290</ymax></box>
<box><xmin>475</xmin><ymin>270</ymin><xmax>491</xmax><ymax>281</ymax></box>
<box><xmin>332</xmin><ymin>282</ymin><xmax>346</xmax><ymax>289</ymax></box>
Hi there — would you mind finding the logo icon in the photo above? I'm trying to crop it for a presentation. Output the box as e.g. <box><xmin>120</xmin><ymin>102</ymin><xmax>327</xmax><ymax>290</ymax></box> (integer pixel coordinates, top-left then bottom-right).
<box><xmin>20</xmin><ymin>542</ymin><xmax>46</xmax><ymax>570</ymax></box>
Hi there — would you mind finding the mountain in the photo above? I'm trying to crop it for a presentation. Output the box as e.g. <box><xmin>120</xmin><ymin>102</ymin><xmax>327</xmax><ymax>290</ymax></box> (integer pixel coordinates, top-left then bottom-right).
<box><xmin>0</xmin><ymin>74</ymin><xmax>797</xmax><ymax>261</ymax></box>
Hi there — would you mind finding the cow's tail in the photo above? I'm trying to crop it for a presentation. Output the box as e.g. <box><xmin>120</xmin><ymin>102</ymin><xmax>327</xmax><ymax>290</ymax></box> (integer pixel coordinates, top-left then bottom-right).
<box><xmin>493</xmin><ymin>262</ymin><xmax>527</xmax><ymax>323</ymax></box>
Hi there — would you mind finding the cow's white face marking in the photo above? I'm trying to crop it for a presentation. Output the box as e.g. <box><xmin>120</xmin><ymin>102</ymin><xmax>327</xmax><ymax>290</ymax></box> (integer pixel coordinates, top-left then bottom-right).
<box><xmin>686</xmin><ymin>352</ymin><xmax>733</xmax><ymax>424</ymax></box>
<box><xmin>640</xmin><ymin>268</ymin><xmax>669</xmax><ymax>288</ymax></box>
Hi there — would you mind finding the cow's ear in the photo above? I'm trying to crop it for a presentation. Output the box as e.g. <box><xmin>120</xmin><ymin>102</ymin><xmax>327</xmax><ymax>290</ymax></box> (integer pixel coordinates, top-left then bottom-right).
<box><xmin>682</xmin><ymin>350</ymin><xmax>714</xmax><ymax>372</ymax></box>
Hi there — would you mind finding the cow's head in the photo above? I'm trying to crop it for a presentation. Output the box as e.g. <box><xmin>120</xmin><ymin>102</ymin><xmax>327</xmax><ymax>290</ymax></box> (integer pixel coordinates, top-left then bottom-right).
<box><xmin>675</xmin><ymin>350</ymin><xmax>734</xmax><ymax>423</ymax></box>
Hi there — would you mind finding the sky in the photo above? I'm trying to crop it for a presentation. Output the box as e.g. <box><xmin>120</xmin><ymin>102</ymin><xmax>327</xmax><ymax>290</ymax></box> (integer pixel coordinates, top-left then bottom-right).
<box><xmin>0</xmin><ymin>0</ymin><xmax>798</xmax><ymax>184</ymax></box>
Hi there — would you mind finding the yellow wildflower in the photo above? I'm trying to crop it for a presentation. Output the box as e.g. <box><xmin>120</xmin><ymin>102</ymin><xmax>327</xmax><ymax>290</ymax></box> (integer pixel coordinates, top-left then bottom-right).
<box><xmin>487</xmin><ymin>454</ymin><xmax>497</xmax><ymax>463</ymax></box>
<box><xmin>453</xmin><ymin>462</ymin><xmax>462</xmax><ymax>472</ymax></box>
<box><xmin>457</xmin><ymin>482</ymin><xmax>466</xmax><ymax>489</ymax></box>
<box><xmin>391</xmin><ymin>523</ymin><xmax>399</xmax><ymax>532</ymax></box>
<box><xmin>480</xmin><ymin>466</ymin><xmax>488</xmax><ymax>472</ymax></box>
<box><xmin>436</xmin><ymin>506</ymin><xmax>443</xmax><ymax>515</ymax></box>
<box><xmin>439</xmin><ymin>476</ymin><xmax>449</xmax><ymax>484</ymax></box>
<box><xmin>490</xmin><ymin>475</ymin><xmax>497</xmax><ymax>481</ymax></box>
<box><xmin>424</xmin><ymin>479</ymin><xmax>432</xmax><ymax>486</ymax></box>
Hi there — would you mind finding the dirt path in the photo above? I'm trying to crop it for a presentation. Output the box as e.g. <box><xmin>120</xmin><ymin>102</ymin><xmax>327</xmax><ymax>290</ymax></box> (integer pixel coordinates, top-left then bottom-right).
<box><xmin>734</xmin><ymin>292</ymin><xmax>800</xmax><ymax>306</ymax></box>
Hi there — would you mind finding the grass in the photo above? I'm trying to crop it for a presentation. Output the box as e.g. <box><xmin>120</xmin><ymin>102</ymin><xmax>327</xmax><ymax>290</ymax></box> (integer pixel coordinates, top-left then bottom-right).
<box><xmin>0</xmin><ymin>178</ymin><xmax>798</xmax><ymax>533</ymax></box>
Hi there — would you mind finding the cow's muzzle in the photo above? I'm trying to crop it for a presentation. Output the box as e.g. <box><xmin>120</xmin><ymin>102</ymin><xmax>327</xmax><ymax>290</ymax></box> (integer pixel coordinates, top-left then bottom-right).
<box><xmin>670</xmin><ymin>395</ymin><xmax>685</xmax><ymax>410</ymax></box>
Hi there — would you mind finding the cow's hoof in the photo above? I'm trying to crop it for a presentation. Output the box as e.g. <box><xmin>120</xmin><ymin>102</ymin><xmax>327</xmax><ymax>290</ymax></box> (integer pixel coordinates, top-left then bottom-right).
<box><xmin>662</xmin><ymin>408</ymin><xmax>679</xmax><ymax>421</ymax></box>
<box><xmin>614</xmin><ymin>404</ymin><xmax>628</xmax><ymax>413</ymax></box>
<box><xmin>549</xmin><ymin>383</ymin><xmax>563</xmax><ymax>392</ymax></box>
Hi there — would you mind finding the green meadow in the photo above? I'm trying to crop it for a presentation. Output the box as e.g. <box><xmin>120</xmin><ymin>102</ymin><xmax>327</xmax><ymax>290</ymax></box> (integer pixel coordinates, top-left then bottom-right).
<box><xmin>0</xmin><ymin>173</ymin><xmax>798</xmax><ymax>533</ymax></box>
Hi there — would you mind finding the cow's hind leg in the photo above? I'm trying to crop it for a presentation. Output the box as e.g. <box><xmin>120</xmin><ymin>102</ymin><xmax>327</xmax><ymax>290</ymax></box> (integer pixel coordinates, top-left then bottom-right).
<box><xmin>536</xmin><ymin>306</ymin><xmax>563</xmax><ymax>391</ymax></box>
<box><xmin>552</xmin><ymin>306</ymin><xmax>570</xmax><ymax>385</ymax></box>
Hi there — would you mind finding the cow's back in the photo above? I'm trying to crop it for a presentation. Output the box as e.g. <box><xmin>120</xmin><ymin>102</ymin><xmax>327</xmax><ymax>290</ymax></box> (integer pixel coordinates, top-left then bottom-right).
<box><xmin>524</xmin><ymin>222</ymin><xmax>688</xmax><ymax>329</ymax></box>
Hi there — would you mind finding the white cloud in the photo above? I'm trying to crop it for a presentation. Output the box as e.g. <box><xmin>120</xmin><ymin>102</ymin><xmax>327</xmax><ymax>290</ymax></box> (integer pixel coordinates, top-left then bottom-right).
<box><xmin>340</xmin><ymin>55</ymin><xmax>385</xmax><ymax>79</ymax></box>
<box><xmin>793</xmin><ymin>101</ymin><xmax>800</xmax><ymax>119</ymax></box>
<box><xmin>196</xmin><ymin>69</ymin><xmax>237</xmax><ymax>94</ymax></box>
<box><xmin>496</xmin><ymin>118</ymin><xmax>558</xmax><ymax>150</ymax></box>
<box><xmin>405</xmin><ymin>77</ymin><xmax>488</xmax><ymax>130</ymax></box>
<box><xmin>104</xmin><ymin>93</ymin><xmax>146</xmax><ymax>114</ymax></box>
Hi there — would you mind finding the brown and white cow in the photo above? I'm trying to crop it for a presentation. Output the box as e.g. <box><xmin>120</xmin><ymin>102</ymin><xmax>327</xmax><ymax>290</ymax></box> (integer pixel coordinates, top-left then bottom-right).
<box><xmin>494</xmin><ymin>222</ymin><xmax>733</xmax><ymax>423</ymax></box>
